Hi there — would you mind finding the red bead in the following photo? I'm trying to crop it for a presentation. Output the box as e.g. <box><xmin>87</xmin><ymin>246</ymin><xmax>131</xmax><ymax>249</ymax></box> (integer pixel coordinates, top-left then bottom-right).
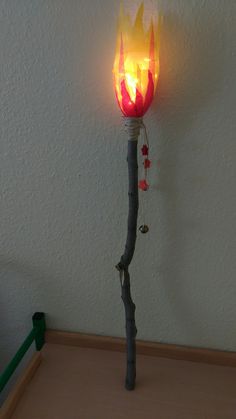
<box><xmin>138</xmin><ymin>179</ymin><xmax>149</xmax><ymax>191</ymax></box>
<box><xmin>144</xmin><ymin>158</ymin><xmax>151</xmax><ymax>169</ymax></box>
<box><xmin>141</xmin><ymin>144</ymin><xmax>149</xmax><ymax>156</ymax></box>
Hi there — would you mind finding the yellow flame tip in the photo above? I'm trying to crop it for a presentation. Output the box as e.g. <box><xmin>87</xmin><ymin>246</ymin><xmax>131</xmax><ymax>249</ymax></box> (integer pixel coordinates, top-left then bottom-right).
<box><xmin>134</xmin><ymin>3</ymin><xmax>144</xmax><ymax>29</ymax></box>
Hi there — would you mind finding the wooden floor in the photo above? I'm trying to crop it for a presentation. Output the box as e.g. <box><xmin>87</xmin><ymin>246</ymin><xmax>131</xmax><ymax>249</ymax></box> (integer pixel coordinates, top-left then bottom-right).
<box><xmin>10</xmin><ymin>343</ymin><xmax>236</xmax><ymax>419</ymax></box>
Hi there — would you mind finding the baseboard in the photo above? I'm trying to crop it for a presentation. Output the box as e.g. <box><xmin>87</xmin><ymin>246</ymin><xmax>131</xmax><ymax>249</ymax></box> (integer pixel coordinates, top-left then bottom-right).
<box><xmin>45</xmin><ymin>330</ymin><xmax>236</xmax><ymax>368</ymax></box>
<box><xmin>0</xmin><ymin>352</ymin><xmax>41</xmax><ymax>419</ymax></box>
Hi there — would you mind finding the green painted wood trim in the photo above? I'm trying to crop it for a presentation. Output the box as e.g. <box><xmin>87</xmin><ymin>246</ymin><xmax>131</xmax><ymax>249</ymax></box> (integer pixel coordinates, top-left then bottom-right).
<box><xmin>0</xmin><ymin>312</ymin><xmax>45</xmax><ymax>393</ymax></box>
<box><xmin>32</xmin><ymin>312</ymin><xmax>46</xmax><ymax>351</ymax></box>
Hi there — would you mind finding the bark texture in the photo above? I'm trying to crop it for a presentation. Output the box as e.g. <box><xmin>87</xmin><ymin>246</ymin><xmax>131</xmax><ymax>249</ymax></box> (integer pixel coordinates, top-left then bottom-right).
<box><xmin>116</xmin><ymin>117</ymin><xmax>142</xmax><ymax>391</ymax></box>
<box><xmin>121</xmin><ymin>269</ymin><xmax>137</xmax><ymax>390</ymax></box>
<box><xmin>117</xmin><ymin>139</ymin><xmax>139</xmax><ymax>271</ymax></box>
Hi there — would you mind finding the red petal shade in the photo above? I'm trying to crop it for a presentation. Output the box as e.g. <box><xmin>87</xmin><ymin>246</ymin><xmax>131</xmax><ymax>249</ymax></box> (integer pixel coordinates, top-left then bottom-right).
<box><xmin>113</xmin><ymin>3</ymin><xmax>161</xmax><ymax>117</ymax></box>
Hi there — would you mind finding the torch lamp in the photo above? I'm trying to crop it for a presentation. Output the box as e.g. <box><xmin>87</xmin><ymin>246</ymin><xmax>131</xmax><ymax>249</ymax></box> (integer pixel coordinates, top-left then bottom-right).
<box><xmin>113</xmin><ymin>3</ymin><xmax>161</xmax><ymax>390</ymax></box>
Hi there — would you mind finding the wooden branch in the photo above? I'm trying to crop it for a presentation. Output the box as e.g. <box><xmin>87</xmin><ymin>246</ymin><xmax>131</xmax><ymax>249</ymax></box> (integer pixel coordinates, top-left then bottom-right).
<box><xmin>116</xmin><ymin>117</ymin><xmax>142</xmax><ymax>391</ymax></box>
<box><xmin>121</xmin><ymin>270</ymin><xmax>137</xmax><ymax>390</ymax></box>
<box><xmin>117</xmin><ymin>139</ymin><xmax>139</xmax><ymax>271</ymax></box>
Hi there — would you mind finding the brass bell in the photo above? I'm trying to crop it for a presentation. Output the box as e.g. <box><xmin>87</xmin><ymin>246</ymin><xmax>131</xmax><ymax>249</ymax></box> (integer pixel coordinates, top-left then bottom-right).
<box><xmin>139</xmin><ymin>225</ymin><xmax>149</xmax><ymax>234</ymax></box>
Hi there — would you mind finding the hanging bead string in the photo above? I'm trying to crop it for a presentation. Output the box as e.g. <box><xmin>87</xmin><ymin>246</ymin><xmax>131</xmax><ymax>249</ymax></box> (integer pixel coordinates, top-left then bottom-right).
<box><xmin>138</xmin><ymin>121</ymin><xmax>151</xmax><ymax>234</ymax></box>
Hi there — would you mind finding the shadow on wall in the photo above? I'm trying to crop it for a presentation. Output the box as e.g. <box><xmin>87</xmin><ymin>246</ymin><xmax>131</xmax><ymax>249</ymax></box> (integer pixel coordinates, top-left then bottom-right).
<box><xmin>157</xmin><ymin>12</ymin><xmax>224</xmax><ymax>133</ymax></box>
<box><xmin>152</xmin><ymin>9</ymin><xmax>226</xmax><ymax>344</ymax></box>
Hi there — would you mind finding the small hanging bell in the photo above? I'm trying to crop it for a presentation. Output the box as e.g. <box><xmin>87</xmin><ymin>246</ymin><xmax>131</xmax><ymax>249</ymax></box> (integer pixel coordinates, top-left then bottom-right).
<box><xmin>139</xmin><ymin>224</ymin><xmax>149</xmax><ymax>234</ymax></box>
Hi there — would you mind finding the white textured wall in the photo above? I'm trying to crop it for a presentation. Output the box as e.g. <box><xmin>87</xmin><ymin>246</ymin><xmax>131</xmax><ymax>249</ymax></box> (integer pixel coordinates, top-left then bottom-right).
<box><xmin>1</xmin><ymin>0</ymin><xmax>236</xmax><ymax>376</ymax></box>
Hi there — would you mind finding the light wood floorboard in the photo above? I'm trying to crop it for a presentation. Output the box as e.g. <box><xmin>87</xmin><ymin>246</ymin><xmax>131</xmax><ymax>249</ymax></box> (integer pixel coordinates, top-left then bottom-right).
<box><xmin>10</xmin><ymin>343</ymin><xmax>236</xmax><ymax>419</ymax></box>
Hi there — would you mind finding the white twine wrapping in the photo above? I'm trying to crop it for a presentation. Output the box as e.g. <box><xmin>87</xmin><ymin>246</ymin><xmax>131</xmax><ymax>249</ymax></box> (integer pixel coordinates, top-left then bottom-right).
<box><xmin>123</xmin><ymin>117</ymin><xmax>143</xmax><ymax>141</ymax></box>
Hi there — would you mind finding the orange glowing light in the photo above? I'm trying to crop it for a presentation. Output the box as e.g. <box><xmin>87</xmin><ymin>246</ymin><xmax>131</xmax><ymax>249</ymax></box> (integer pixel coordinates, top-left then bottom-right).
<box><xmin>113</xmin><ymin>2</ymin><xmax>161</xmax><ymax>117</ymax></box>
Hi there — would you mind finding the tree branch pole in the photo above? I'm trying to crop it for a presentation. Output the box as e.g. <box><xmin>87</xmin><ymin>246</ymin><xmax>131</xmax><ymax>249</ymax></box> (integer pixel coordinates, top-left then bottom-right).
<box><xmin>116</xmin><ymin>116</ymin><xmax>142</xmax><ymax>391</ymax></box>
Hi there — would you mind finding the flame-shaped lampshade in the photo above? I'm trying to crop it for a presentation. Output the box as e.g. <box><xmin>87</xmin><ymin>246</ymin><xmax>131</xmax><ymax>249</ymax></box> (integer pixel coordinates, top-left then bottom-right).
<box><xmin>113</xmin><ymin>3</ymin><xmax>161</xmax><ymax>118</ymax></box>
